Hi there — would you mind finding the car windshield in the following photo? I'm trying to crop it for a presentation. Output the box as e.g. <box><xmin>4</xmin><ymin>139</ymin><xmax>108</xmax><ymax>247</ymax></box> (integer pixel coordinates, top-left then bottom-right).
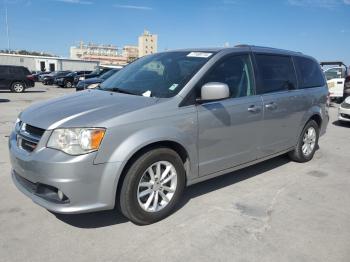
<box><xmin>99</xmin><ymin>51</ymin><xmax>214</xmax><ymax>98</ymax></box>
<box><xmin>67</xmin><ymin>72</ymin><xmax>76</xmax><ymax>77</ymax></box>
<box><xmin>99</xmin><ymin>69</ymin><xmax>119</xmax><ymax>80</ymax></box>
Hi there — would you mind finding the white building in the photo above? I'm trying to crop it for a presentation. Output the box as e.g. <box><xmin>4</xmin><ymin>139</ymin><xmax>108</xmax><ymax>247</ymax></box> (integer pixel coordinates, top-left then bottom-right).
<box><xmin>123</xmin><ymin>45</ymin><xmax>139</xmax><ymax>62</ymax></box>
<box><xmin>70</xmin><ymin>42</ymin><xmax>119</xmax><ymax>59</ymax></box>
<box><xmin>138</xmin><ymin>30</ymin><xmax>158</xmax><ymax>57</ymax></box>
<box><xmin>0</xmin><ymin>53</ymin><xmax>99</xmax><ymax>72</ymax></box>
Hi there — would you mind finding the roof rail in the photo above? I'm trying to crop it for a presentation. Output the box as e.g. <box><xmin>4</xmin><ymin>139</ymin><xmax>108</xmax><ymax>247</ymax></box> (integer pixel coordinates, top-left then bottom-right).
<box><xmin>234</xmin><ymin>44</ymin><xmax>303</xmax><ymax>54</ymax></box>
<box><xmin>234</xmin><ymin>44</ymin><xmax>250</xmax><ymax>48</ymax></box>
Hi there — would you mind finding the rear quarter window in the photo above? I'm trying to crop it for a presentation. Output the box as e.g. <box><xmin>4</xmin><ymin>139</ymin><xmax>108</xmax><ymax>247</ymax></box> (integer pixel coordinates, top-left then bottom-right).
<box><xmin>294</xmin><ymin>56</ymin><xmax>325</xmax><ymax>88</ymax></box>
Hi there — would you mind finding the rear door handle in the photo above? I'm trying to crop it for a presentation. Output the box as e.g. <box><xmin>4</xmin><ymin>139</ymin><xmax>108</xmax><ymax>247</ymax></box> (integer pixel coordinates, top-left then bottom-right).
<box><xmin>248</xmin><ymin>105</ymin><xmax>261</xmax><ymax>113</ymax></box>
<box><xmin>265</xmin><ymin>102</ymin><xmax>277</xmax><ymax>110</ymax></box>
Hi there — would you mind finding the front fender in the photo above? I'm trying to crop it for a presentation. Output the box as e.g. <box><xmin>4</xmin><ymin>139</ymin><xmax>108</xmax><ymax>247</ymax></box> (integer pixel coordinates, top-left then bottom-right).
<box><xmin>94</xmin><ymin>115</ymin><xmax>198</xmax><ymax>180</ymax></box>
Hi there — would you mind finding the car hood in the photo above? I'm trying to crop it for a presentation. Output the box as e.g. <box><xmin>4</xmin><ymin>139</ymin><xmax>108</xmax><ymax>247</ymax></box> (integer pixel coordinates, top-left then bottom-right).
<box><xmin>20</xmin><ymin>90</ymin><xmax>159</xmax><ymax>130</ymax></box>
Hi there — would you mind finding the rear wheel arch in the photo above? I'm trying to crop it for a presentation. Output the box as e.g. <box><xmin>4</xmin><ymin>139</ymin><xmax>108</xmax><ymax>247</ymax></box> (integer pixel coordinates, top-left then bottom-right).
<box><xmin>11</xmin><ymin>80</ymin><xmax>26</xmax><ymax>87</ymax></box>
<box><xmin>10</xmin><ymin>81</ymin><xmax>26</xmax><ymax>92</ymax></box>
<box><xmin>309</xmin><ymin>114</ymin><xmax>322</xmax><ymax>128</ymax></box>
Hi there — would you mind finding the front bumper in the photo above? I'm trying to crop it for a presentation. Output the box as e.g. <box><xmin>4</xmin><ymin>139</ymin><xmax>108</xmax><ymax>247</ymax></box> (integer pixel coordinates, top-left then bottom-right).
<box><xmin>338</xmin><ymin>105</ymin><xmax>350</xmax><ymax>122</ymax></box>
<box><xmin>9</xmin><ymin>131</ymin><xmax>122</xmax><ymax>214</ymax></box>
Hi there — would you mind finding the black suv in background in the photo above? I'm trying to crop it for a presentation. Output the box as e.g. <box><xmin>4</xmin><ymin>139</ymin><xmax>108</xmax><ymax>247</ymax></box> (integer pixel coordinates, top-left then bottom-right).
<box><xmin>42</xmin><ymin>71</ymin><xmax>71</xmax><ymax>85</ymax></box>
<box><xmin>0</xmin><ymin>65</ymin><xmax>35</xmax><ymax>93</ymax></box>
<box><xmin>76</xmin><ymin>68</ymin><xmax>120</xmax><ymax>91</ymax></box>
<box><xmin>73</xmin><ymin>67</ymin><xmax>114</xmax><ymax>86</ymax></box>
<box><xmin>55</xmin><ymin>71</ymin><xmax>92</xmax><ymax>88</ymax></box>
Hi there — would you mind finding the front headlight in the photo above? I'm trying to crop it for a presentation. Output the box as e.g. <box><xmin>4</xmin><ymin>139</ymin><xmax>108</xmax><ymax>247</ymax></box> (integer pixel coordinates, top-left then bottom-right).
<box><xmin>14</xmin><ymin>118</ymin><xmax>21</xmax><ymax>132</ymax></box>
<box><xmin>47</xmin><ymin>128</ymin><xmax>105</xmax><ymax>155</ymax></box>
<box><xmin>79</xmin><ymin>76</ymin><xmax>85</xmax><ymax>81</ymax></box>
<box><xmin>87</xmin><ymin>83</ymin><xmax>100</xmax><ymax>89</ymax></box>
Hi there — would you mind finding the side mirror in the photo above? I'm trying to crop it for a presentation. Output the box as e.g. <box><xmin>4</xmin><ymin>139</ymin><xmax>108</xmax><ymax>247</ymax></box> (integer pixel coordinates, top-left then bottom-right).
<box><xmin>199</xmin><ymin>82</ymin><xmax>230</xmax><ymax>103</ymax></box>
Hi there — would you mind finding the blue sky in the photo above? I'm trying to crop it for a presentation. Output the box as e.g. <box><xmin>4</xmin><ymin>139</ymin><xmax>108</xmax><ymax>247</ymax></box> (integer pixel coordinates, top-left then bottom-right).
<box><xmin>1</xmin><ymin>0</ymin><xmax>350</xmax><ymax>64</ymax></box>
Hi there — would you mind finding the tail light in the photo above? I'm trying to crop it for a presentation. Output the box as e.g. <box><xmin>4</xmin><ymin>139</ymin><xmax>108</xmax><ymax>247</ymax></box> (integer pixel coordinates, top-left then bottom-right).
<box><xmin>26</xmin><ymin>75</ymin><xmax>35</xmax><ymax>81</ymax></box>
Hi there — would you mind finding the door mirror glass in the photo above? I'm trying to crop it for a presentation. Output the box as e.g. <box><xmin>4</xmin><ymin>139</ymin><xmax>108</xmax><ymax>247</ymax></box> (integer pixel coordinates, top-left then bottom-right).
<box><xmin>200</xmin><ymin>82</ymin><xmax>230</xmax><ymax>102</ymax></box>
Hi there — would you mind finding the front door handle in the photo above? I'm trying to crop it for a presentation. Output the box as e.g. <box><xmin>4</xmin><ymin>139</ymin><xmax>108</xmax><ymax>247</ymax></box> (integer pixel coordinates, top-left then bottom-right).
<box><xmin>248</xmin><ymin>105</ymin><xmax>261</xmax><ymax>113</ymax></box>
<box><xmin>265</xmin><ymin>102</ymin><xmax>277</xmax><ymax>110</ymax></box>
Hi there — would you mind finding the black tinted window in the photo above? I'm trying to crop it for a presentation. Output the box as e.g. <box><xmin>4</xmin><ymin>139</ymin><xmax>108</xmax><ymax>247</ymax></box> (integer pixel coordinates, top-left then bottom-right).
<box><xmin>294</xmin><ymin>57</ymin><xmax>325</xmax><ymax>88</ymax></box>
<box><xmin>201</xmin><ymin>55</ymin><xmax>254</xmax><ymax>98</ymax></box>
<box><xmin>256</xmin><ymin>55</ymin><xmax>297</xmax><ymax>94</ymax></box>
<box><xmin>0</xmin><ymin>66</ymin><xmax>8</xmax><ymax>74</ymax></box>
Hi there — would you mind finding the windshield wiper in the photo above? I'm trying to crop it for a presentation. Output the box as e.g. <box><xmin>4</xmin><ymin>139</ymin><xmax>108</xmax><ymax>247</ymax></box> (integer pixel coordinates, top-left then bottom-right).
<box><xmin>98</xmin><ymin>87</ymin><xmax>138</xmax><ymax>95</ymax></box>
<box><xmin>106</xmin><ymin>87</ymin><xmax>140</xmax><ymax>96</ymax></box>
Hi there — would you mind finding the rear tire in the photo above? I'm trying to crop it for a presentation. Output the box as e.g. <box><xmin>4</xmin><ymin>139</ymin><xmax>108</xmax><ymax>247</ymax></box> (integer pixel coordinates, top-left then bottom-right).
<box><xmin>11</xmin><ymin>82</ymin><xmax>25</xmax><ymax>93</ymax></box>
<box><xmin>119</xmin><ymin>148</ymin><xmax>186</xmax><ymax>225</ymax></box>
<box><xmin>288</xmin><ymin>120</ymin><xmax>319</xmax><ymax>163</ymax></box>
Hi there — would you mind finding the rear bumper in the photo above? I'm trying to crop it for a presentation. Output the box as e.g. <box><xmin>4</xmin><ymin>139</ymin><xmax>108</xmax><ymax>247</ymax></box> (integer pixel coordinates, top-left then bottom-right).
<box><xmin>9</xmin><ymin>131</ymin><xmax>122</xmax><ymax>214</ymax></box>
<box><xmin>26</xmin><ymin>80</ymin><xmax>35</xmax><ymax>88</ymax></box>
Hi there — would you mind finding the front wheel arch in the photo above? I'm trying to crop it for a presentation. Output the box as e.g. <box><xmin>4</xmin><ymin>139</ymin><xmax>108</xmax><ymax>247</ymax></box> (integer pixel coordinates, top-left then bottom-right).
<box><xmin>115</xmin><ymin>141</ymin><xmax>189</xmax><ymax>208</ymax></box>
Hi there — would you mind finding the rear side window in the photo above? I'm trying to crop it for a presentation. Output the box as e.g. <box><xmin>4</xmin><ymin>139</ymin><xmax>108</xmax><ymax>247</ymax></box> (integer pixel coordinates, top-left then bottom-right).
<box><xmin>9</xmin><ymin>67</ymin><xmax>20</xmax><ymax>75</ymax></box>
<box><xmin>255</xmin><ymin>55</ymin><xmax>297</xmax><ymax>94</ymax></box>
<box><xmin>294</xmin><ymin>56</ymin><xmax>325</xmax><ymax>88</ymax></box>
<box><xmin>0</xmin><ymin>66</ymin><xmax>8</xmax><ymax>74</ymax></box>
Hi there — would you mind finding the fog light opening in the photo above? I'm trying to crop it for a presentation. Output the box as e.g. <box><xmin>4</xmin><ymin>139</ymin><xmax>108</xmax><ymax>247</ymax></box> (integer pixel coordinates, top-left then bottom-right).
<box><xmin>57</xmin><ymin>190</ymin><xmax>64</xmax><ymax>201</ymax></box>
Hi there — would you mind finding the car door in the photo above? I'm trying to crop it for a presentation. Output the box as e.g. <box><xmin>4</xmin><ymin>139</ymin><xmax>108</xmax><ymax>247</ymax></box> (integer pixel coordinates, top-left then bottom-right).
<box><xmin>197</xmin><ymin>54</ymin><xmax>263</xmax><ymax>177</ymax></box>
<box><xmin>254</xmin><ymin>54</ymin><xmax>305</xmax><ymax>157</ymax></box>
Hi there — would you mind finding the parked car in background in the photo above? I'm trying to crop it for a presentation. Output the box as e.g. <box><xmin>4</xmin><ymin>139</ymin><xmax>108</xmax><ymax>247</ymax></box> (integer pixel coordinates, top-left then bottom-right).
<box><xmin>9</xmin><ymin>46</ymin><xmax>329</xmax><ymax>224</ymax></box>
<box><xmin>55</xmin><ymin>71</ymin><xmax>92</xmax><ymax>88</ymax></box>
<box><xmin>38</xmin><ymin>72</ymin><xmax>52</xmax><ymax>82</ymax></box>
<box><xmin>32</xmin><ymin>71</ymin><xmax>51</xmax><ymax>82</ymax></box>
<box><xmin>338</xmin><ymin>97</ymin><xmax>350</xmax><ymax>122</ymax></box>
<box><xmin>0</xmin><ymin>65</ymin><xmax>35</xmax><ymax>93</ymax></box>
<box><xmin>321</xmin><ymin>61</ymin><xmax>349</xmax><ymax>102</ymax></box>
<box><xmin>76</xmin><ymin>68</ymin><xmax>120</xmax><ymax>91</ymax></box>
<box><xmin>42</xmin><ymin>71</ymin><xmax>71</xmax><ymax>85</ymax></box>
<box><xmin>73</xmin><ymin>66</ymin><xmax>119</xmax><ymax>86</ymax></box>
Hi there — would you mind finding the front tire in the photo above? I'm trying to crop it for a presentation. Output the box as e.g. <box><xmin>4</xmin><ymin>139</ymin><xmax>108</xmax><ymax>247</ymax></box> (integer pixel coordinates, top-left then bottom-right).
<box><xmin>288</xmin><ymin>120</ymin><xmax>319</xmax><ymax>162</ymax></box>
<box><xmin>119</xmin><ymin>148</ymin><xmax>186</xmax><ymax>225</ymax></box>
<box><xmin>64</xmin><ymin>80</ymin><xmax>72</xmax><ymax>88</ymax></box>
<box><xmin>11</xmin><ymin>82</ymin><xmax>25</xmax><ymax>93</ymax></box>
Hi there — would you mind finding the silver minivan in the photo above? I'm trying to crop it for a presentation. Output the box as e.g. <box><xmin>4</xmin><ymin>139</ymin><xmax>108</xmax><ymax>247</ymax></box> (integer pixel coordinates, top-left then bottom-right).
<box><xmin>9</xmin><ymin>46</ymin><xmax>329</xmax><ymax>224</ymax></box>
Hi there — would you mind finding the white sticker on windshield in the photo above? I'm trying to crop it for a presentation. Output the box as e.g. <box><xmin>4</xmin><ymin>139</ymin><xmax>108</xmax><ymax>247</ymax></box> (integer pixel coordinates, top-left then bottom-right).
<box><xmin>187</xmin><ymin>52</ymin><xmax>213</xmax><ymax>58</ymax></box>
<box><xmin>169</xmin><ymin>84</ymin><xmax>178</xmax><ymax>91</ymax></box>
<box><xmin>142</xmin><ymin>90</ymin><xmax>152</xmax><ymax>97</ymax></box>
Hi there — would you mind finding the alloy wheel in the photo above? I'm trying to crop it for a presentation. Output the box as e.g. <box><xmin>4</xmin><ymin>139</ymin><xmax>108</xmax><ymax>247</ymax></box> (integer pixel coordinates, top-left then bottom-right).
<box><xmin>13</xmin><ymin>83</ymin><xmax>24</xmax><ymax>92</ymax></box>
<box><xmin>302</xmin><ymin>127</ymin><xmax>316</xmax><ymax>156</ymax></box>
<box><xmin>137</xmin><ymin>161</ymin><xmax>177</xmax><ymax>212</ymax></box>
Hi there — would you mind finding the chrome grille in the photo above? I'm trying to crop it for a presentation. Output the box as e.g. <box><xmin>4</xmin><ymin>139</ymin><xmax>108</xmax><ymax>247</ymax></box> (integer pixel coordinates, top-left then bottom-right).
<box><xmin>16</xmin><ymin>122</ymin><xmax>45</xmax><ymax>152</ymax></box>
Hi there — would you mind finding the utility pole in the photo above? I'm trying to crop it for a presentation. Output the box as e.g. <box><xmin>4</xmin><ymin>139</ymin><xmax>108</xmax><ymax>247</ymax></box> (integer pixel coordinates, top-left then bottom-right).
<box><xmin>5</xmin><ymin>1</ymin><xmax>10</xmax><ymax>51</ymax></box>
